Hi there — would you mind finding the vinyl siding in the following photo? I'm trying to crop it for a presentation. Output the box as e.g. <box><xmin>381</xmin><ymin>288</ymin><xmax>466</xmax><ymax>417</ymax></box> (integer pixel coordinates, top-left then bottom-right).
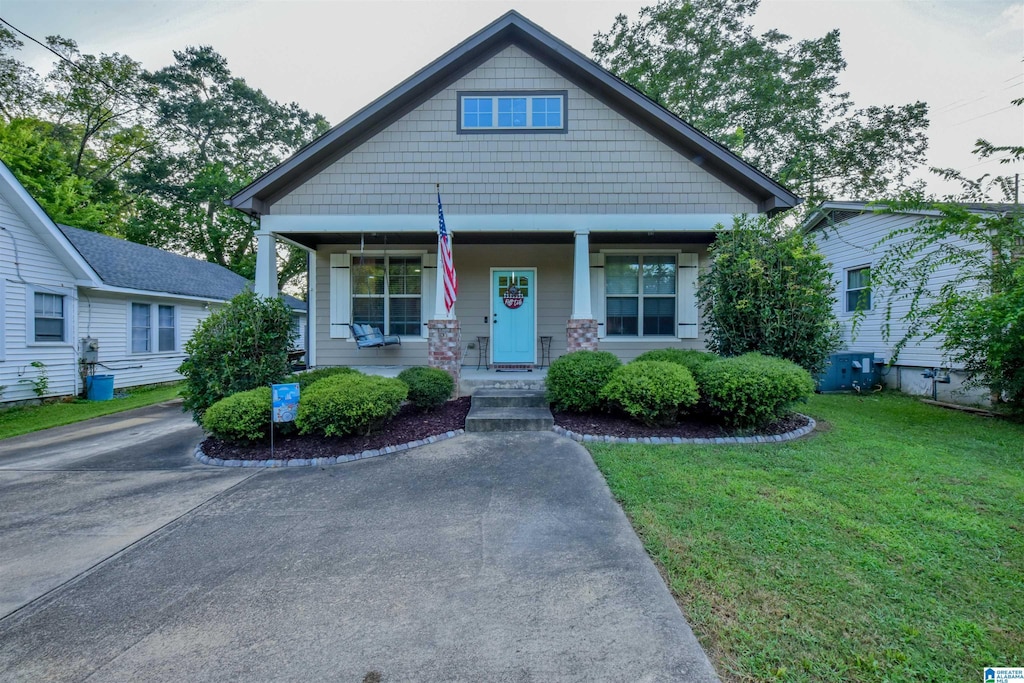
<box><xmin>813</xmin><ymin>211</ymin><xmax>984</xmax><ymax>368</ymax></box>
<box><xmin>313</xmin><ymin>242</ymin><xmax>711</xmax><ymax>368</ymax></box>
<box><xmin>77</xmin><ymin>292</ymin><xmax>212</xmax><ymax>390</ymax></box>
<box><xmin>271</xmin><ymin>45</ymin><xmax>757</xmax><ymax>216</ymax></box>
<box><xmin>0</xmin><ymin>193</ymin><xmax>81</xmax><ymax>401</ymax></box>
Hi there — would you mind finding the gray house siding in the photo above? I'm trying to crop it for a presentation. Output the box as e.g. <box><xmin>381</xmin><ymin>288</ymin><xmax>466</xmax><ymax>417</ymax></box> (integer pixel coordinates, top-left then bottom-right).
<box><xmin>271</xmin><ymin>46</ymin><xmax>757</xmax><ymax>217</ymax></box>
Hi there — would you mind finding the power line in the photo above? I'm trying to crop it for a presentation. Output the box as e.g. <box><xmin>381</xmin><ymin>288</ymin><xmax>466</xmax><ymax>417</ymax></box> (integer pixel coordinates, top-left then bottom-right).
<box><xmin>953</xmin><ymin>104</ymin><xmax>1018</xmax><ymax>126</ymax></box>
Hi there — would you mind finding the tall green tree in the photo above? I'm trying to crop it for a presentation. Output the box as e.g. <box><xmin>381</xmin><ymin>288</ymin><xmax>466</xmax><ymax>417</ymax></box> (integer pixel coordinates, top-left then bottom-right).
<box><xmin>125</xmin><ymin>46</ymin><xmax>329</xmax><ymax>287</ymax></box>
<box><xmin>0</xmin><ymin>27</ymin><xmax>43</xmax><ymax>120</ymax></box>
<box><xmin>593</xmin><ymin>0</ymin><xmax>929</xmax><ymax>205</ymax></box>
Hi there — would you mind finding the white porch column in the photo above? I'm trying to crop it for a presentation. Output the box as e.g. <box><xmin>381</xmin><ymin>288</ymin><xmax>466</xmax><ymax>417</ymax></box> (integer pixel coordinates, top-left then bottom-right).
<box><xmin>571</xmin><ymin>230</ymin><xmax>592</xmax><ymax>319</ymax></box>
<box><xmin>255</xmin><ymin>232</ymin><xmax>278</xmax><ymax>298</ymax></box>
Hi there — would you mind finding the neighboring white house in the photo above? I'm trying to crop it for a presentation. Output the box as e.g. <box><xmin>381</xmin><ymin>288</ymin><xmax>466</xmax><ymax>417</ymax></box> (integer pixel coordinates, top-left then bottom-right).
<box><xmin>0</xmin><ymin>160</ymin><xmax>307</xmax><ymax>404</ymax></box>
<box><xmin>804</xmin><ymin>200</ymin><xmax>1015</xmax><ymax>404</ymax></box>
<box><xmin>226</xmin><ymin>11</ymin><xmax>800</xmax><ymax>382</ymax></box>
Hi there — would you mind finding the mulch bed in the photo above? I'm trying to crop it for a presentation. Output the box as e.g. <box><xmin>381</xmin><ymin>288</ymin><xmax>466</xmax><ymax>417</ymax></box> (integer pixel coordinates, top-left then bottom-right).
<box><xmin>200</xmin><ymin>397</ymin><xmax>472</xmax><ymax>461</ymax></box>
<box><xmin>553</xmin><ymin>410</ymin><xmax>809</xmax><ymax>439</ymax></box>
<box><xmin>201</xmin><ymin>395</ymin><xmax>811</xmax><ymax>462</ymax></box>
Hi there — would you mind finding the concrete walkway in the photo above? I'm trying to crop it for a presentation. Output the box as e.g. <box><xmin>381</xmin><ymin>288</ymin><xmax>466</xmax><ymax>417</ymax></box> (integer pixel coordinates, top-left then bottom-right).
<box><xmin>0</xmin><ymin>428</ymin><xmax>718</xmax><ymax>682</ymax></box>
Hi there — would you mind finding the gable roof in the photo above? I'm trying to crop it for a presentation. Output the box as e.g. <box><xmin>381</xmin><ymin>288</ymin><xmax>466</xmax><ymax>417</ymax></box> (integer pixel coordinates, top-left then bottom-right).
<box><xmin>228</xmin><ymin>10</ymin><xmax>799</xmax><ymax>216</ymax></box>
<box><xmin>56</xmin><ymin>224</ymin><xmax>306</xmax><ymax>311</ymax></box>
<box><xmin>802</xmin><ymin>200</ymin><xmax>1022</xmax><ymax>234</ymax></box>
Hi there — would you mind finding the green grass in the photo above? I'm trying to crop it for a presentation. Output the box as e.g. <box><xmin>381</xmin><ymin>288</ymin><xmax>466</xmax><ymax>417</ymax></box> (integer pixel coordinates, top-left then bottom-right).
<box><xmin>0</xmin><ymin>383</ymin><xmax>183</xmax><ymax>440</ymax></box>
<box><xmin>589</xmin><ymin>393</ymin><xmax>1024</xmax><ymax>682</ymax></box>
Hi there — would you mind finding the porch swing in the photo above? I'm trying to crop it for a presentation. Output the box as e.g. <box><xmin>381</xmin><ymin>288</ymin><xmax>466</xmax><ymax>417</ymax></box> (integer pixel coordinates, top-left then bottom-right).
<box><xmin>348</xmin><ymin>233</ymin><xmax>401</xmax><ymax>349</ymax></box>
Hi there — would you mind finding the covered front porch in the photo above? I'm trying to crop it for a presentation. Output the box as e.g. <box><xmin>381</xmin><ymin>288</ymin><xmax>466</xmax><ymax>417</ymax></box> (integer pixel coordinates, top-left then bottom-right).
<box><xmin>253</xmin><ymin>213</ymin><xmax>722</xmax><ymax>383</ymax></box>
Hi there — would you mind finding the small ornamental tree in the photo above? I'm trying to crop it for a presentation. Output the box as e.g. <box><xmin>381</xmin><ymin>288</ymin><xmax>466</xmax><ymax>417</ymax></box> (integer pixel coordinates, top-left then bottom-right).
<box><xmin>178</xmin><ymin>290</ymin><xmax>295</xmax><ymax>423</ymax></box>
<box><xmin>699</xmin><ymin>214</ymin><xmax>842</xmax><ymax>374</ymax></box>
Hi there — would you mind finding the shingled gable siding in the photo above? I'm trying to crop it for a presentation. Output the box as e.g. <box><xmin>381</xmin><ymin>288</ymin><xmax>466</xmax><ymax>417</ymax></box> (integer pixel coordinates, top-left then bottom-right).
<box><xmin>270</xmin><ymin>45</ymin><xmax>757</xmax><ymax>216</ymax></box>
<box><xmin>312</xmin><ymin>243</ymin><xmax>711</xmax><ymax>368</ymax></box>
<box><xmin>0</xmin><ymin>193</ymin><xmax>81</xmax><ymax>401</ymax></box>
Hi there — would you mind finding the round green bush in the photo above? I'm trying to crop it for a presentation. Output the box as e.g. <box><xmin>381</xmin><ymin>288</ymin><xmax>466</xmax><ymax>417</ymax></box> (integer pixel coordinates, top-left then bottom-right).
<box><xmin>633</xmin><ymin>348</ymin><xmax>717</xmax><ymax>374</ymax></box>
<box><xmin>599</xmin><ymin>361</ymin><xmax>700</xmax><ymax>426</ymax></box>
<box><xmin>545</xmin><ymin>350</ymin><xmax>622</xmax><ymax>412</ymax></box>
<box><xmin>397</xmin><ymin>367</ymin><xmax>454</xmax><ymax>412</ymax></box>
<box><xmin>286</xmin><ymin>366</ymin><xmax>361</xmax><ymax>391</ymax></box>
<box><xmin>295</xmin><ymin>373</ymin><xmax>408</xmax><ymax>437</ymax></box>
<box><xmin>202</xmin><ymin>386</ymin><xmax>271</xmax><ymax>443</ymax></box>
<box><xmin>694</xmin><ymin>353</ymin><xmax>814</xmax><ymax>429</ymax></box>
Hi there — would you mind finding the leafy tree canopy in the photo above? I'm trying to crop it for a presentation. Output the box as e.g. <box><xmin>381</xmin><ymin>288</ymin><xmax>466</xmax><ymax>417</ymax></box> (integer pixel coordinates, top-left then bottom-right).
<box><xmin>593</xmin><ymin>0</ymin><xmax>929</xmax><ymax>206</ymax></box>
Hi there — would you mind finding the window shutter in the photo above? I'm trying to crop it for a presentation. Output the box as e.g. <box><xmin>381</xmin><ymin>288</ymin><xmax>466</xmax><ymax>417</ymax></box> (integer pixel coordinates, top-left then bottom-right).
<box><xmin>677</xmin><ymin>252</ymin><xmax>698</xmax><ymax>339</ymax></box>
<box><xmin>329</xmin><ymin>253</ymin><xmax>351</xmax><ymax>339</ymax></box>
<box><xmin>421</xmin><ymin>253</ymin><xmax>435</xmax><ymax>337</ymax></box>
<box><xmin>590</xmin><ymin>252</ymin><xmax>606</xmax><ymax>338</ymax></box>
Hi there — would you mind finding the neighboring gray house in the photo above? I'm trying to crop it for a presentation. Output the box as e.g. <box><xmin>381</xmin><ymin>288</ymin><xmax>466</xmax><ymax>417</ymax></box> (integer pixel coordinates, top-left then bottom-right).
<box><xmin>804</xmin><ymin>200</ymin><xmax>1015</xmax><ymax>404</ymax></box>
<box><xmin>228</xmin><ymin>11</ymin><xmax>799</xmax><ymax>381</ymax></box>
<box><xmin>0</xmin><ymin>160</ymin><xmax>306</xmax><ymax>404</ymax></box>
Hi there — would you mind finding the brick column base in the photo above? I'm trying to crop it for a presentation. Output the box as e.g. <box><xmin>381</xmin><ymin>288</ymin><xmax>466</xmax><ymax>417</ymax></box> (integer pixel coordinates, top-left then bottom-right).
<box><xmin>566</xmin><ymin>318</ymin><xmax>599</xmax><ymax>352</ymax></box>
<box><xmin>428</xmin><ymin>319</ymin><xmax>462</xmax><ymax>395</ymax></box>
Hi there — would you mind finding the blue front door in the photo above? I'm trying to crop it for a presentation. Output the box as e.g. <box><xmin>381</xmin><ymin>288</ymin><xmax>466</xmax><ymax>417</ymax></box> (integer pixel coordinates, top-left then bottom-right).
<box><xmin>492</xmin><ymin>269</ymin><xmax>536</xmax><ymax>364</ymax></box>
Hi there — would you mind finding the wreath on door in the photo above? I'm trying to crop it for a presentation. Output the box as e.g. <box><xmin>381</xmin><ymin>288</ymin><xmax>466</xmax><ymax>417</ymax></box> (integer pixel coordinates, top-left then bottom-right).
<box><xmin>502</xmin><ymin>283</ymin><xmax>524</xmax><ymax>309</ymax></box>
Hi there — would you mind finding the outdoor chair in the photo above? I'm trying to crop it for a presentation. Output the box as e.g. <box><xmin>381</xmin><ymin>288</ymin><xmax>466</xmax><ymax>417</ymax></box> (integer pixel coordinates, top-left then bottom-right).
<box><xmin>348</xmin><ymin>323</ymin><xmax>401</xmax><ymax>349</ymax></box>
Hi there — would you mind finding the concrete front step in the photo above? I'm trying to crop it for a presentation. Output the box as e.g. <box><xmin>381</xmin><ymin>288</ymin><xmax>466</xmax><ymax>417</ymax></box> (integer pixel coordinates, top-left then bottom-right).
<box><xmin>471</xmin><ymin>389</ymin><xmax>548</xmax><ymax>408</ymax></box>
<box><xmin>465</xmin><ymin>406</ymin><xmax>555</xmax><ymax>432</ymax></box>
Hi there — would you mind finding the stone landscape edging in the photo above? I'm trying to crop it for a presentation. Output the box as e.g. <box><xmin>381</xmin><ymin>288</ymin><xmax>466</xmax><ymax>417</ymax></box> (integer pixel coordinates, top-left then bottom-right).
<box><xmin>553</xmin><ymin>414</ymin><xmax>816</xmax><ymax>445</ymax></box>
<box><xmin>195</xmin><ymin>414</ymin><xmax>816</xmax><ymax>467</ymax></box>
<box><xmin>194</xmin><ymin>429</ymin><xmax>466</xmax><ymax>468</ymax></box>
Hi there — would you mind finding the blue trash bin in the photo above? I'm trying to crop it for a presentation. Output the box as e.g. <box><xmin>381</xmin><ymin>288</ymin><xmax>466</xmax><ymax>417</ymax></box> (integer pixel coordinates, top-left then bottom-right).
<box><xmin>86</xmin><ymin>375</ymin><xmax>115</xmax><ymax>401</ymax></box>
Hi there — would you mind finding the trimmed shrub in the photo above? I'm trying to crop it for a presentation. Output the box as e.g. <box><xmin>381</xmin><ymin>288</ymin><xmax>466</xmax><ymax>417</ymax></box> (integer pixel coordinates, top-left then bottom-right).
<box><xmin>633</xmin><ymin>348</ymin><xmax>717</xmax><ymax>374</ymax></box>
<box><xmin>599</xmin><ymin>361</ymin><xmax>700</xmax><ymax>426</ymax></box>
<box><xmin>286</xmin><ymin>366</ymin><xmax>360</xmax><ymax>391</ymax></box>
<box><xmin>202</xmin><ymin>386</ymin><xmax>271</xmax><ymax>443</ymax></box>
<box><xmin>179</xmin><ymin>290</ymin><xmax>295</xmax><ymax>423</ymax></box>
<box><xmin>694</xmin><ymin>353</ymin><xmax>814</xmax><ymax>429</ymax></box>
<box><xmin>397</xmin><ymin>367</ymin><xmax>454</xmax><ymax>412</ymax></box>
<box><xmin>296</xmin><ymin>373</ymin><xmax>407</xmax><ymax>437</ymax></box>
<box><xmin>545</xmin><ymin>350</ymin><xmax>622</xmax><ymax>412</ymax></box>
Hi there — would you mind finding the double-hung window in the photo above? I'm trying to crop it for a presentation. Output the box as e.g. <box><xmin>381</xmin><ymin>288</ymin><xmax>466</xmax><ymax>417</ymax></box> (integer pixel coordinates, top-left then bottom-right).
<box><xmin>131</xmin><ymin>303</ymin><xmax>176</xmax><ymax>353</ymax></box>
<box><xmin>459</xmin><ymin>92</ymin><xmax>567</xmax><ymax>132</ymax></box>
<box><xmin>605</xmin><ymin>255</ymin><xmax>677</xmax><ymax>336</ymax></box>
<box><xmin>845</xmin><ymin>266</ymin><xmax>871</xmax><ymax>312</ymax></box>
<box><xmin>34</xmin><ymin>292</ymin><xmax>66</xmax><ymax>342</ymax></box>
<box><xmin>351</xmin><ymin>256</ymin><xmax>422</xmax><ymax>336</ymax></box>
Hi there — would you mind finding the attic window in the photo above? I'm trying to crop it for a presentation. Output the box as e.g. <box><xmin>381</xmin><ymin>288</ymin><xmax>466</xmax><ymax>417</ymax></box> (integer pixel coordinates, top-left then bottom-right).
<box><xmin>457</xmin><ymin>91</ymin><xmax>567</xmax><ymax>133</ymax></box>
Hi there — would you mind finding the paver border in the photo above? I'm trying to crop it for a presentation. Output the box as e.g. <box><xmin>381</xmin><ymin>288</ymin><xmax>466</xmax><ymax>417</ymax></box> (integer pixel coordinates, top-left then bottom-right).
<box><xmin>553</xmin><ymin>414</ymin><xmax>816</xmax><ymax>445</ymax></box>
<box><xmin>195</xmin><ymin>414</ymin><xmax>816</xmax><ymax>467</ymax></box>
<box><xmin>194</xmin><ymin>430</ymin><xmax>466</xmax><ymax>468</ymax></box>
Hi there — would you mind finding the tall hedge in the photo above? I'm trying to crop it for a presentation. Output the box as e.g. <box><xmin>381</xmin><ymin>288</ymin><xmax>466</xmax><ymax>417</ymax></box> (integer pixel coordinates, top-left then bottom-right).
<box><xmin>699</xmin><ymin>215</ymin><xmax>842</xmax><ymax>374</ymax></box>
<box><xmin>178</xmin><ymin>290</ymin><xmax>295</xmax><ymax>423</ymax></box>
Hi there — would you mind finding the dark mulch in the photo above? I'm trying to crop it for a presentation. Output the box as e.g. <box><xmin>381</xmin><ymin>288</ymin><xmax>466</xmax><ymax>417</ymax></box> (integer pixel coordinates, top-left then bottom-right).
<box><xmin>553</xmin><ymin>409</ymin><xmax>810</xmax><ymax>440</ymax></box>
<box><xmin>201</xmin><ymin>397</ymin><xmax>811</xmax><ymax>462</ymax></box>
<box><xmin>201</xmin><ymin>396</ymin><xmax>472</xmax><ymax>461</ymax></box>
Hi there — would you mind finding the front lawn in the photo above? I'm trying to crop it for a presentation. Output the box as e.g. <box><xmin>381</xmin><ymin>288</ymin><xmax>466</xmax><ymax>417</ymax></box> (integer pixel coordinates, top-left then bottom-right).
<box><xmin>0</xmin><ymin>383</ymin><xmax>183</xmax><ymax>440</ymax></box>
<box><xmin>589</xmin><ymin>392</ymin><xmax>1023</xmax><ymax>682</ymax></box>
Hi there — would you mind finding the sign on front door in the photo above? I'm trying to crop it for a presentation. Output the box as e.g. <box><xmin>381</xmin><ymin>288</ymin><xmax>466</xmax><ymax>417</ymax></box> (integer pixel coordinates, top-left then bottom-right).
<box><xmin>491</xmin><ymin>269</ymin><xmax>536</xmax><ymax>364</ymax></box>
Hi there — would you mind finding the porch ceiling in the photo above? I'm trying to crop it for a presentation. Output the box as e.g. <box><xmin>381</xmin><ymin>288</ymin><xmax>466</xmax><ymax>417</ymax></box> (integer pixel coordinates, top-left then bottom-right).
<box><xmin>286</xmin><ymin>230</ymin><xmax>718</xmax><ymax>250</ymax></box>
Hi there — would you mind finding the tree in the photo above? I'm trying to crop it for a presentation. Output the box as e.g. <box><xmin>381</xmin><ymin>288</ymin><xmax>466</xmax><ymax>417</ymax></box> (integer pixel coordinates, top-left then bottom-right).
<box><xmin>125</xmin><ymin>46</ymin><xmax>329</xmax><ymax>288</ymax></box>
<box><xmin>866</xmin><ymin>119</ymin><xmax>1024</xmax><ymax>414</ymax></box>
<box><xmin>698</xmin><ymin>214</ymin><xmax>842</xmax><ymax>374</ymax></box>
<box><xmin>0</xmin><ymin>27</ymin><xmax>43</xmax><ymax>120</ymax></box>
<box><xmin>592</xmin><ymin>0</ymin><xmax>929</xmax><ymax>206</ymax></box>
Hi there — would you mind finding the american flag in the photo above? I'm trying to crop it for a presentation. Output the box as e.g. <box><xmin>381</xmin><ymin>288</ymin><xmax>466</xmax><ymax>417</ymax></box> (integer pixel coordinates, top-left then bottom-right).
<box><xmin>437</xmin><ymin>188</ymin><xmax>457</xmax><ymax>313</ymax></box>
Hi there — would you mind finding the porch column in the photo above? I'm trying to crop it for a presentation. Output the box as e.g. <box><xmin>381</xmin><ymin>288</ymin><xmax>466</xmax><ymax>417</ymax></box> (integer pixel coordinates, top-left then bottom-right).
<box><xmin>428</xmin><ymin>320</ymin><xmax>462</xmax><ymax>396</ymax></box>
<box><xmin>255</xmin><ymin>232</ymin><xmax>278</xmax><ymax>298</ymax></box>
<box><xmin>568</xmin><ymin>230</ymin><xmax>599</xmax><ymax>352</ymax></box>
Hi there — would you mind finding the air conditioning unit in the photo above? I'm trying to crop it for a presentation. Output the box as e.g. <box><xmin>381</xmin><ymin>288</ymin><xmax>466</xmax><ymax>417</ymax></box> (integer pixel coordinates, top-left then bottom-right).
<box><xmin>816</xmin><ymin>352</ymin><xmax>878</xmax><ymax>392</ymax></box>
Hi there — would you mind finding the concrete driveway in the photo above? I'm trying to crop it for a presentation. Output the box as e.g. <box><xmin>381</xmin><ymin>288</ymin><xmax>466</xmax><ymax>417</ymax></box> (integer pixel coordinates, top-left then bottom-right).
<box><xmin>0</xmin><ymin>420</ymin><xmax>717</xmax><ymax>681</ymax></box>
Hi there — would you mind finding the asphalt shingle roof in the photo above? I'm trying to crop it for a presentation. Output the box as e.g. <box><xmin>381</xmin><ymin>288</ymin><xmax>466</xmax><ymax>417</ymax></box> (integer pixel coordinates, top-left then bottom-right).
<box><xmin>57</xmin><ymin>224</ymin><xmax>305</xmax><ymax>311</ymax></box>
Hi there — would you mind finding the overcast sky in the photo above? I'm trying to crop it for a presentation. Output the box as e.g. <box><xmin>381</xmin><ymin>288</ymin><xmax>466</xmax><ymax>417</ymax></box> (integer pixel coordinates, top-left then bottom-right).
<box><xmin>2</xmin><ymin>0</ymin><xmax>1022</xmax><ymax>200</ymax></box>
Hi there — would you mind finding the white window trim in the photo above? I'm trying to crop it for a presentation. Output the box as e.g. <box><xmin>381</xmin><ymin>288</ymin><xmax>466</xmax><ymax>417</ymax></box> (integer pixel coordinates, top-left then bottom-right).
<box><xmin>27</xmin><ymin>285</ymin><xmax>73</xmax><ymax>346</ymax></box>
<box><xmin>845</xmin><ymin>265</ymin><xmax>872</xmax><ymax>313</ymax></box>
<box><xmin>127</xmin><ymin>301</ymin><xmax>179</xmax><ymax>355</ymax></box>
<box><xmin>600</xmin><ymin>250</ymin><xmax>686</xmax><ymax>340</ymax></box>
<box><xmin>346</xmin><ymin>250</ymin><xmax>428</xmax><ymax>341</ymax></box>
<box><xmin>457</xmin><ymin>91</ymin><xmax>568</xmax><ymax>133</ymax></box>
